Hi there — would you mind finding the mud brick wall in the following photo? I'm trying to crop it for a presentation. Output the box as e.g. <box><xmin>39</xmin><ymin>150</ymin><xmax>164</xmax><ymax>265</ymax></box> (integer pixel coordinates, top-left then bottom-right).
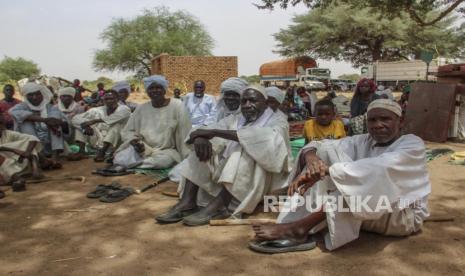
<box><xmin>151</xmin><ymin>53</ymin><xmax>238</xmax><ymax>95</ymax></box>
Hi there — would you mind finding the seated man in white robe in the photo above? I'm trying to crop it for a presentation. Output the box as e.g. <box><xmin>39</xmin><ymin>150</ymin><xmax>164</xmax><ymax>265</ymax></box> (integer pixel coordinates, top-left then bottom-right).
<box><xmin>156</xmin><ymin>85</ymin><xmax>292</xmax><ymax>226</ymax></box>
<box><xmin>113</xmin><ymin>81</ymin><xmax>139</xmax><ymax>112</ymax></box>
<box><xmin>72</xmin><ymin>90</ymin><xmax>131</xmax><ymax>162</ymax></box>
<box><xmin>0</xmin><ymin>112</ymin><xmax>42</xmax><ymax>192</ymax></box>
<box><xmin>56</xmin><ymin>87</ymin><xmax>86</xmax><ymax>160</ymax></box>
<box><xmin>250</xmin><ymin>99</ymin><xmax>431</xmax><ymax>254</ymax></box>
<box><xmin>183</xmin><ymin>80</ymin><xmax>217</xmax><ymax>128</ymax></box>
<box><xmin>112</xmin><ymin>75</ymin><xmax>191</xmax><ymax>170</ymax></box>
<box><xmin>9</xmin><ymin>83</ymin><xmax>68</xmax><ymax>169</ymax></box>
<box><xmin>167</xmin><ymin>77</ymin><xmax>249</xmax><ymax>183</ymax></box>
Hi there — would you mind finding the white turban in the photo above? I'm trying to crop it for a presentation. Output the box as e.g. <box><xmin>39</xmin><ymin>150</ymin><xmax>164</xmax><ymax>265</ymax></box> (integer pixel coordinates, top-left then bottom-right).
<box><xmin>220</xmin><ymin>77</ymin><xmax>249</xmax><ymax>96</ymax></box>
<box><xmin>143</xmin><ymin>75</ymin><xmax>168</xmax><ymax>91</ymax></box>
<box><xmin>21</xmin><ymin>82</ymin><xmax>53</xmax><ymax>112</ymax></box>
<box><xmin>265</xmin><ymin>86</ymin><xmax>285</xmax><ymax>104</ymax></box>
<box><xmin>367</xmin><ymin>99</ymin><xmax>402</xmax><ymax>117</ymax></box>
<box><xmin>57</xmin><ymin>87</ymin><xmax>77</xmax><ymax>113</ymax></box>
<box><xmin>57</xmin><ymin>87</ymin><xmax>76</xmax><ymax>97</ymax></box>
<box><xmin>112</xmin><ymin>81</ymin><xmax>131</xmax><ymax>93</ymax></box>
<box><xmin>243</xmin><ymin>84</ymin><xmax>267</xmax><ymax>99</ymax></box>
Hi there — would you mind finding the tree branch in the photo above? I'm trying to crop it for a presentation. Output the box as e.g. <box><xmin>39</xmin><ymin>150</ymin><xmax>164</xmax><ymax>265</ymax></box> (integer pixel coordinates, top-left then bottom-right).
<box><xmin>407</xmin><ymin>0</ymin><xmax>465</xmax><ymax>26</ymax></box>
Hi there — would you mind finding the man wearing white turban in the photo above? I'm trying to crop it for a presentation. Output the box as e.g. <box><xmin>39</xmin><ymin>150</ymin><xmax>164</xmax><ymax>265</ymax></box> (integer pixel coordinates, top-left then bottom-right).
<box><xmin>113</xmin><ymin>81</ymin><xmax>139</xmax><ymax>112</ymax></box>
<box><xmin>249</xmin><ymin>99</ymin><xmax>430</xmax><ymax>254</ymax></box>
<box><xmin>156</xmin><ymin>85</ymin><xmax>292</xmax><ymax>226</ymax></box>
<box><xmin>111</xmin><ymin>75</ymin><xmax>191</xmax><ymax>170</ymax></box>
<box><xmin>265</xmin><ymin>86</ymin><xmax>287</xmax><ymax>118</ymax></box>
<box><xmin>9</xmin><ymin>82</ymin><xmax>68</xmax><ymax>168</ymax></box>
<box><xmin>72</xmin><ymin>90</ymin><xmax>131</xmax><ymax>162</ymax></box>
<box><xmin>56</xmin><ymin>87</ymin><xmax>86</xmax><ymax>160</ymax></box>
<box><xmin>215</xmin><ymin>77</ymin><xmax>249</xmax><ymax>122</ymax></box>
<box><xmin>183</xmin><ymin>80</ymin><xmax>217</xmax><ymax>128</ymax></box>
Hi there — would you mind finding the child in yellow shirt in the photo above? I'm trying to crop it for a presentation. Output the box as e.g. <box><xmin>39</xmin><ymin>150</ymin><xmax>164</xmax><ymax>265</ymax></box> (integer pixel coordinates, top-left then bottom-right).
<box><xmin>303</xmin><ymin>99</ymin><xmax>346</xmax><ymax>143</ymax></box>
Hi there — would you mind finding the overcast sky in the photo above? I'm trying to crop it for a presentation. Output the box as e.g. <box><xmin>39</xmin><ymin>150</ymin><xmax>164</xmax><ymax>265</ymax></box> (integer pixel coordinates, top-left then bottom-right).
<box><xmin>0</xmin><ymin>0</ymin><xmax>358</xmax><ymax>81</ymax></box>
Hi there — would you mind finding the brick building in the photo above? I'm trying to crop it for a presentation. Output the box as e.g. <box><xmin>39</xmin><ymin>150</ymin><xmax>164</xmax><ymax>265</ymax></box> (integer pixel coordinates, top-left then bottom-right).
<box><xmin>151</xmin><ymin>53</ymin><xmax>238</xmax><ymax>95</ymax></box>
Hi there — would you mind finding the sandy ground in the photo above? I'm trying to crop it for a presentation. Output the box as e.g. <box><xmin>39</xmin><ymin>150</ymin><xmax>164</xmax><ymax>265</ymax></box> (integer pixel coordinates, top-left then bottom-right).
<box><xmin>1</xmin><ymin>140</ymin><xmax>465</xmax><ymax>276</ymax></box>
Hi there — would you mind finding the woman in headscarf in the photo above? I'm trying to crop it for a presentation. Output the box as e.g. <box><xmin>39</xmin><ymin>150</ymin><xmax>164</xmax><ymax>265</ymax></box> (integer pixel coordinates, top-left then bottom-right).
<box><xmin>9</xmin><ymin>82</ymin><xmax>68</xmax><ymax>169</ymax></box>
<box><xmin>349</xmin><ymin>78</ymin><xmax>380</xmax><ymax>135</ymax></box>
<box><xmin>350</xmin><ymin>78</ymin><xmax>379</xmax><ymax>118</ymax></box>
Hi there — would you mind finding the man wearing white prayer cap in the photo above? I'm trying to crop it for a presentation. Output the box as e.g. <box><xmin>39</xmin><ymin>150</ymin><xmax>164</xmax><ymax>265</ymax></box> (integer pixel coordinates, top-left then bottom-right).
<box><xmin>9</xmin><ymin>82</ymin><xmax>68</xmax><ymax>169</ymax></box>
<box><xmin>156</xmin><ymin>85</ymin><xmax>292</xmax><ymax>226</ymax></box>
<box><xmin>249</xmin><ymin>99</ymin><xmax>431</xmax><ymax>254</ymax></box>
<box><xmin>113</xmin><ymin>81</ymin><xmax>139</xmax><ymax>112</ymax></box>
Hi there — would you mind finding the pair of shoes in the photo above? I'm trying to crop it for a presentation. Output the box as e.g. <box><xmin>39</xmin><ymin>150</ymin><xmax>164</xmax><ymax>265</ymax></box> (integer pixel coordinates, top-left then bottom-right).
<box><xmin>87</xmin><ymin>182</ymin><xmax>134</xmax><ymax>203</ymax></box>
<box><xmin>93</xmin><ymin>165</ymin><xmax>133</xmax><ymax>177</ymax></box>
<box><xmin>86</xmin><ymin>182</ymin><xmax>121</xmax><ymax>198</ymax></box>
<box><xmin>182</xmin><ymin>207</ymin><xmax>231</xmax><ymax>226</ymax></box>
<box><xmin>155</xmin><ymin>206</ymin><xmax>200</xmax><ymax>224</ymax></box>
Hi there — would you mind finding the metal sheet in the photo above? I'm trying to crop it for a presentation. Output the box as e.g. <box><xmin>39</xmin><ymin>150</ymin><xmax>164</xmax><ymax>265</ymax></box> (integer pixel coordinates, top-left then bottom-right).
<box><xmin>403</xmin><ymin>83</ymin><xmax>457</xmax><ymax>142</ymax></box>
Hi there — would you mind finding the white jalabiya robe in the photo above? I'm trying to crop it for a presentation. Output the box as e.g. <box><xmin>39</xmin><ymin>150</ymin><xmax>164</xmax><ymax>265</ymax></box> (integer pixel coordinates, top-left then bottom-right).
<box><xmin>71</xmin><ymin>104</ymin><xmax>131</xmax><ymax>149</ymax></box>
<box><xmin>0</xmin><ymin>130</ymin><xmax>41</xmax><ymax>182</ymax></box>
<box><xmin>113</xmin><ymin>99</ymin><xmax>191</xmax><ymax>169</ymax></box>
<box><xmin>278</xmin><ymin>134</ymin><xmax>431</xmax><ymax>251</ymax></box>
<box><xmin>177</xmin><ymin>108</ymin><xmax>293</xmax><ymax>215</ymax></box>
<box><xmin>183</xmin><ymin>93</ymin><xmax>217</xmax><ymax>127</ymax></box>
<box><xmin>57</xmin><ymin>101</ymin><xmax>86</xmax><ymax>144</ymax></box>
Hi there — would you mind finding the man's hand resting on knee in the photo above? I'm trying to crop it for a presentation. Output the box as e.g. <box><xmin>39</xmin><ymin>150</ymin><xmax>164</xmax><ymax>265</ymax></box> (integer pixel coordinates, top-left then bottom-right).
<box><xmin>288</xmin><ymin>149</ymin><xmax>330</xmax><ymax>196</ymax></box>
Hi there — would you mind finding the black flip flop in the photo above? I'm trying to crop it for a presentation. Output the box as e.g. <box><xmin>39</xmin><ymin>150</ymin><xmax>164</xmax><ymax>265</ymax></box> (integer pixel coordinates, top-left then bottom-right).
<box><xmin>248</xmin><ymin>239</ymin><xmax>316</xmax><ymax>254</ymax></box>
<box><xmin>86</xmin><ymin>182</ymin><xmax>121</xmax><ymax>198</ymax></box>
<box><xmin>93</xmin><ymin>169</ymin><xmax>134</xmax><ymax>177</ymax></box>
<box><xmin>99</xmin><ymin>187</ymin><xmax>134</xmax><ymax>203</ymax></box>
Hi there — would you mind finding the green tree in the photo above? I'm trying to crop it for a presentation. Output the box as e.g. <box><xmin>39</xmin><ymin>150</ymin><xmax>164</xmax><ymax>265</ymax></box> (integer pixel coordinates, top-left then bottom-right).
<box><xmin>338</xmin><ymin>73</ymin><xmax>360</xmax><ymax>81</ymax></box>
<box><xmin>0</xmin><ymin>56</ymin><xmax>40</xmax><ymax>82</ymax></box>
<box><xmin>93</xmin><ymin>6</ymin><xmax>214</xmax><ymax>76</ymax></box>
<box><xmin>273</xmin><ymin>3</ymin><xmax>465</xmax><ymax>66</ymax></box>
<box><xmin>82</xmin><ymin>76</ymin><xmax>114</xmax><ymax>91</ymax></box>
<box><xmin>239</xmin><ymin>75</ymin><xmax>261</xmax><ymax>84</ymax></box>
<box><xmin>255</xmin><ymin>0</ymin><xmax>465</xmax><ymax>27</ymax></box>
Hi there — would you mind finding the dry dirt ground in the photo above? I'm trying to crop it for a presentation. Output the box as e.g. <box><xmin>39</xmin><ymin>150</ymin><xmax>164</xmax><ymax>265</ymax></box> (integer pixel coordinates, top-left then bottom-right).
<box><xmin>1</xmin><ymin>140</ymin><xmax>465</xmax><ymax>276</ymax></box>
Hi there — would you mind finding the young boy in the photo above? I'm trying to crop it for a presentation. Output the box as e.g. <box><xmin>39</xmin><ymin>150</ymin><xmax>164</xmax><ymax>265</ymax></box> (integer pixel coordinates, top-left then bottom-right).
<box><xmin>303</xmin><ymin>99</ymin><xmax>346</xmax><ymax>143</ymax></box>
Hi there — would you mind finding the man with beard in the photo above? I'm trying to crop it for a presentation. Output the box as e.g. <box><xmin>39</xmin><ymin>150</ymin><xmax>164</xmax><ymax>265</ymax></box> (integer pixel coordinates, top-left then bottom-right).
<box><xmin>184</xmin><ymin>80</ymin><xmax>217</xmax><ymax>128</ymax></box>
<box><xmin>249</xmin><ymin>99</ymin><xmax>430</xmax><ymax>254</ymax></box>
<box><xmin>72</xmin><ymin>90</ymin><xmax>131</xmax><ymax>162</ymax></box>
<box><xmin>9</xmin><ymin>83</ymin><xmax>67</xmax><ymax>169</ymax></box>
<box><xmin>156</xmin><ymin>85</ymin><xmax>292</xmax><ymax>226</ymax></box>
<box><xmin>111</xmin><ymin>75</ymin><xmax>191</xmax><ymax>170</ymax></box>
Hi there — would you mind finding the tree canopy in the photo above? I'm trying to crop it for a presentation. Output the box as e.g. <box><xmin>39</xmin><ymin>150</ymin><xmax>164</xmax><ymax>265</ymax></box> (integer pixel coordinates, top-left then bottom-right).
<box><xmin>93</xmin><ymin>6</ymin><xmax>214</xmax><ymax>76</ymax></box>
<box><xmin>337</xmin><ymin>73</ymin><xmax>360</xmax><ymax>81</ymax></box>
<box><xmin>255</xmin><ymin>0</ymin><xmax>465</xmax><ymax>27</ymax></box>
<box><xmin>0</xmin><ymin>56</ymin><xmax>40</xmax><ymax>82</ymax></box>
<box><xmin>273</xmin><ymin>3</ymin><xmax>465</xmax><ymax>66</ymax></box>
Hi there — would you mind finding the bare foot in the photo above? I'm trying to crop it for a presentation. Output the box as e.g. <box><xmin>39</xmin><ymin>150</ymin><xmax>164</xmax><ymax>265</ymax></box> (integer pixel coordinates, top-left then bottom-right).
<box><xmin>252</xmin><ymin>223</ymin><xmax>309</xmax><ymax>243</ymax></box>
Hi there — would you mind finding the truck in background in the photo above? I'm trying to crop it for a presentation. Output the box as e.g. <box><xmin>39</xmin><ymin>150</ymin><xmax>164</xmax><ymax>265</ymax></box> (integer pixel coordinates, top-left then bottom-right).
<box><xmin>259</xmin><ymin>57</ymin><xmax>328</xmax><ymax>90</ymax></box>
<box><xmin>360</xmin><ymin>60</ymin><xmax>440</xmax><ymax>89</ymax></box>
